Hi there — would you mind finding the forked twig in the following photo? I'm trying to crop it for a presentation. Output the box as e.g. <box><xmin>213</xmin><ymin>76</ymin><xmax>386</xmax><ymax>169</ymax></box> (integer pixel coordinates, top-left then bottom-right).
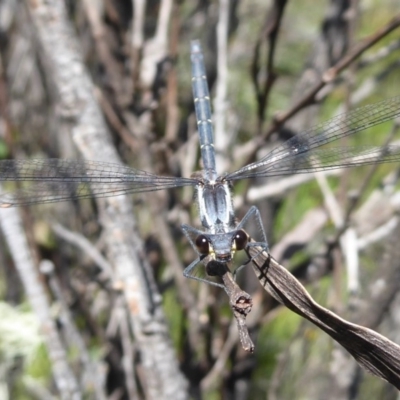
<box><xmin>222</xmin><ymin>270</ymin><xmax>254</xmax><ymax>353</ymax></box>
<box><xmin>214</xmin><ymin>262</ymin><xmax>254</xmax><ymax>352</ymax></box>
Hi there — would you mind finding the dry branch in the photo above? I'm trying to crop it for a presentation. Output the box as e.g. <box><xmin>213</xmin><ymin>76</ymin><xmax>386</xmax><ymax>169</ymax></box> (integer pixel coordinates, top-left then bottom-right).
<box><xmin>25</xmin><ymin>0</ymin><xmax>188</xmax><ymax>398</ymax></box>
<box><xmin>248</xmin><ymin>242</ymin><xmax>400</xmax><ymax>389</ymax></box>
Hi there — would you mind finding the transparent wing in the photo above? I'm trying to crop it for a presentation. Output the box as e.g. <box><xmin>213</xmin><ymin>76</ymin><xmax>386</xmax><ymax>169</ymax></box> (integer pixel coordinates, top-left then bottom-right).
<box><xmin>0</xmin><ymin>159</ymin><xmax>199</xmax><ymax>207</ymax></box>
<box><xmin>226</xmin><ymin>96</ymin><xmax>400</xmax><ymax>180</ymax></box>
<box><xmin>234</xmin><ymin>144</ymin><xmax>400</xmax><ymax>177</ymax></box>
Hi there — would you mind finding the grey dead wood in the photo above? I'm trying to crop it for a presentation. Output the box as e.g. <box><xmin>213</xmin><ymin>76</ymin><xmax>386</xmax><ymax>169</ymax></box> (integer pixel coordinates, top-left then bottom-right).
<box><xmin>25</xmin><ymin>0</ymin><xmax>188</xmax><ymax>398</ymax></box>
<box><xmin>0</xmin><ymin>203</ymin><xmax>82</xmax><ymax>400</ymax></box>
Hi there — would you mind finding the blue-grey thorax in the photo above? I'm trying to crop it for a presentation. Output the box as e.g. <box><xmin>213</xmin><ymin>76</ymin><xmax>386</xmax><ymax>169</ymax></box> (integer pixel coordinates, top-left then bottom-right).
<box><xmin>196</xmin><ymin>180</ymin><xmax>235</xmax><ymax>235</ymax></box>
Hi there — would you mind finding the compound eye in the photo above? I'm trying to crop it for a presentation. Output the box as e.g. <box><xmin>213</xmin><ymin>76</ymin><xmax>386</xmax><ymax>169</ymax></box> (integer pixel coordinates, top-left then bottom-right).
<box><xmin>195</xmin><ymin>234</ymin><xmax>210</xmax><ymax>255</ymax></box>
<box><xmin>234</xmin><ymin>229</ymin><xmax>248</xmax><ymax>251</ymax></box>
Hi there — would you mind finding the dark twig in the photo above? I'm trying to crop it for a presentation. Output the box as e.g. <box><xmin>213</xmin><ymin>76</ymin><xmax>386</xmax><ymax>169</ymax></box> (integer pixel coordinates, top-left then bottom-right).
<box><xmin>247</xmin><ymin>241</ymin><xmax>400</xmax><ymax>389</ymax></box>
<box><xmin>82</xmin><ymin>0</ymin><xmax>128</xmax><ymax>104</ymax></box>
<box><xmin>251</xmin><ymin>0</ymin><xmax>287</xmax><ymax>132</ymax></box>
